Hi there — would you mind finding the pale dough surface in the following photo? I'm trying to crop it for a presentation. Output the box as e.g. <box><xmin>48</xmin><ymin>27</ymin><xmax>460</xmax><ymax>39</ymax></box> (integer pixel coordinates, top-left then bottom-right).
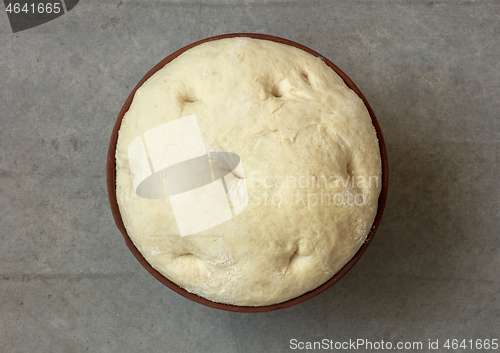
<box><xmin>115</xmin><ymin>37</ymin><xmax>382</xmax><ymax>306</ymax></box>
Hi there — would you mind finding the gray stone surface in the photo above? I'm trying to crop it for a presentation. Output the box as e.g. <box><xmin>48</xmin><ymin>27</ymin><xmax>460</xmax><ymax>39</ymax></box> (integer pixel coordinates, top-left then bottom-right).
<box><xmin>1</xmin><ymin>1</ymin><xmax>499</xmax><ymax>352</ymax></box>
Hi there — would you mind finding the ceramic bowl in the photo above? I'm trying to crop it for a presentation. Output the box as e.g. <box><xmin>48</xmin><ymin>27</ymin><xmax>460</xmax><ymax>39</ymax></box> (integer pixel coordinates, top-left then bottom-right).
<box><xmin>106</xmin><ymin>33</ymin><xmax>389</xmax><ymax>312</ymax></box>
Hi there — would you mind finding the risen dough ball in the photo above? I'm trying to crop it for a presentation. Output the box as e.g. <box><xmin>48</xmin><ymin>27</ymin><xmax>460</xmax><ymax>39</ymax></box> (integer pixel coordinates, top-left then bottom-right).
<box><xmin>115</xmin><ymin>37</ymin><xmax>381</xmax><ymax>306</ymax></box>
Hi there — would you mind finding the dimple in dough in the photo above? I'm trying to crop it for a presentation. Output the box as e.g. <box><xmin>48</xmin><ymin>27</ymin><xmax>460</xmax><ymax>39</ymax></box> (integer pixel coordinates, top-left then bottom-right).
<box><xmin>115</xmin><ymin>37</ymin><xmax>382</xmax><ymax>306</ymax></box>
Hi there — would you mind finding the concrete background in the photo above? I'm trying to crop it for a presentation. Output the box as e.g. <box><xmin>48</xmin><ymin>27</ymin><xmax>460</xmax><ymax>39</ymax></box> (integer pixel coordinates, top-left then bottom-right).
<box><xmin>1</xmin><ymin>1</ymin><xmax>499</xmax><ymax>352</ymax></box>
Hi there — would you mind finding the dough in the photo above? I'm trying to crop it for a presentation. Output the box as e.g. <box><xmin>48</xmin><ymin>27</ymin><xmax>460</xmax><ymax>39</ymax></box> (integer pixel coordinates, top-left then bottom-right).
<box><xmin>115</xmin><ymin>37</ymin><xmax>381</xmax><ymax>306</ymax></box>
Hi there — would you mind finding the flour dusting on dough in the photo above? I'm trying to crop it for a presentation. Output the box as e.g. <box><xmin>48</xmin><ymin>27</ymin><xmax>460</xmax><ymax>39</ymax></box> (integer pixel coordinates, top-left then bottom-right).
<box><xmin>115</xmin><ymin>38</ymin><xmax>381</xmax><ymax>306</ymax></box>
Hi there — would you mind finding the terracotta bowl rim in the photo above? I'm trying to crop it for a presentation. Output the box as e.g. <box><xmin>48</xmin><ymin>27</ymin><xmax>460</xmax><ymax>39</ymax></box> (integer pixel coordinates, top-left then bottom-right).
<box><xmin>106</xmin><ymin>33</ymin><xmax>389</xmax><ymax>313</ymax></box>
